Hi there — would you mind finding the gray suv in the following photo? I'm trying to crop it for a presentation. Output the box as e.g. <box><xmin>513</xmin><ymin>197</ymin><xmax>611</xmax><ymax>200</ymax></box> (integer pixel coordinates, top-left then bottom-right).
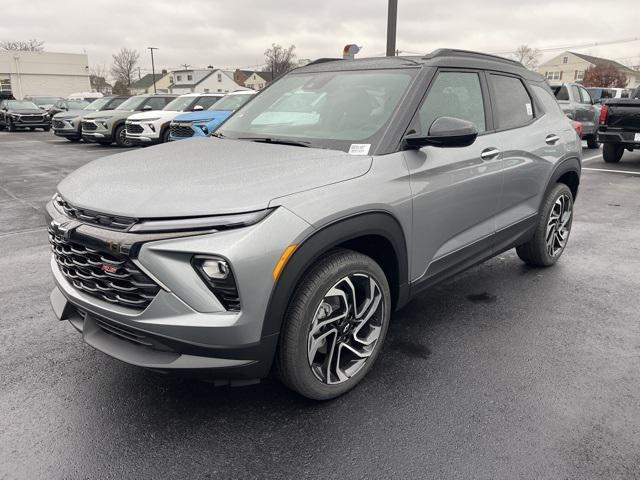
<box><xmin>46</xmin><ymin>50</ymin><xmax>581</xmax><ymax>400</ymax></box>
<box><xmin>550</xmin><ymin>82</ymin><xmax>599</xmax><ymax>148</ymax></box>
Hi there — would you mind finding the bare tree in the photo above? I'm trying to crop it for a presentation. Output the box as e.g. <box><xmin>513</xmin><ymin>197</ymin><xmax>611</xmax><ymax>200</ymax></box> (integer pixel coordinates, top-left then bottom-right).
<box><xmin>90</xmin><ymin>64</ymin><xmax>111</xmax><ymax>94</ymax></box>
<box><xmin>263</xmin><ymin>43</ymin><xmax>297</xmax><ymax>79</ymax></box>
<box><xmin>513</xmin><ymin>45</ymin><xmax>541</xmax><ymax>70</ymax></box>
<box><xmin>110</xmin><ymin>48</ymin><xmax>140</xmax><ymax>92</ymax></box>
<box><xmin>0</xmin><ymin>39</ymin><xmax>45</xmax><ymax>51</ymax></box>
<box><xmin>582</xmin><ymin>64</ymin><xmax>628</xmax><ymax>88</ymax></box>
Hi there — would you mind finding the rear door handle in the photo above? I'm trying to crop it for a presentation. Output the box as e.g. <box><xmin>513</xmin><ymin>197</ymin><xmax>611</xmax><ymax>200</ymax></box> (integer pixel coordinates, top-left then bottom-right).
<box><xmin>480</xmin><ymin>148</ymin><xmax>501</xmax><ymax>160</ymax></box>
<box><xmin>546</xmin><ymin>134</ymin><xmax>560</xmax><ymax>145</ymax></box>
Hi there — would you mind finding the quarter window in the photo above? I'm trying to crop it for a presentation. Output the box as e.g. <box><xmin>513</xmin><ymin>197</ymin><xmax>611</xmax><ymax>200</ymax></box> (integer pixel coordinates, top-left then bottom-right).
<box><xmin>578</xmin><ymin>87</ymin><xmax>592</xmax><ymax>104</ymax></box>
<box><xmin>418</xmin><ymin>71</ymin><xmax>486</xmax><ymax>134</ymax></box>
<box><xmin>489</xmin><ymin>74</ymin><xmax>534</xmax><ymax>130</ymax></box>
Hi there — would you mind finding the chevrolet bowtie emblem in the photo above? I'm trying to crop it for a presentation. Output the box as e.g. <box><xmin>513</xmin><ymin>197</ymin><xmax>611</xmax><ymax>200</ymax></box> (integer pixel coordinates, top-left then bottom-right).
<box><xmin>50</xmin><ymin>219</ymin><xmax>80</xmax><ymax>239</ymax></box>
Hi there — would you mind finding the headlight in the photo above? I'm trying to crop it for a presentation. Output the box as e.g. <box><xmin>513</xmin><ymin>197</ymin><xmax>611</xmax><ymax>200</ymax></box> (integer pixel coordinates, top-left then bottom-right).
<box><xmin>10</xmin><ymin>113</ymin><xmax>19</xmax><ymax>119</ymax></box>
<box><xmin>129</xmin><ymin>209</ymin><xmax>272</xmax><ymax>233</ymax></box>
<box><xmin>195</xmin><ymin>123</ymin><xmax>209</xmax><ymax>134</ymax></box>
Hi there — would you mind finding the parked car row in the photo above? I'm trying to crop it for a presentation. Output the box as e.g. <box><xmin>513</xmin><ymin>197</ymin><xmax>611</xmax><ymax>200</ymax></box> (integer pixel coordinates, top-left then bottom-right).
<box><xmin>1</xmin><ymin>90</ymin><xmax>258</xmax><ymax>148</ymax></box>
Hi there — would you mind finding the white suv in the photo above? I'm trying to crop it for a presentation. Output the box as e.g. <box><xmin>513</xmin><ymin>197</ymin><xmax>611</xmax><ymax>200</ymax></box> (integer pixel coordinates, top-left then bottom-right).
<box><xmin>125</xmin><ymin>93</ymin><xmax>223</xmax><ymax>145</ymax></box>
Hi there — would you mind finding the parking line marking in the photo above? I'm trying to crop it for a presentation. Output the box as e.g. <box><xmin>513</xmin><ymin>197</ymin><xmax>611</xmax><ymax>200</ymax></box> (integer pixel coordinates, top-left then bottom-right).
<box><xmin>582</xmin><ymin>153</ymin><xmax>602</xmax><ymax>163</ymax></box>
<box><xmin>583</xmin><ymin>167</ymin><xmax>640</xmax><ymax>176</ymax></box>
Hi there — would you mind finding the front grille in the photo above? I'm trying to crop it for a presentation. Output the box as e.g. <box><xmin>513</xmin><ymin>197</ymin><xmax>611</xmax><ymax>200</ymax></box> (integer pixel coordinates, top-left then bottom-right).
<box><xmin>54</xmin><ymin>195</ymin><xmax>136</xmax><ymax>231</ymax></box>
<box><xmin>49</xmin><ymin>228</ymin><xmax>161</xmax><ymax>310</ymax></box>
<box><xmin>82</xmin><ymin>121</ymin><xmax>97</xmax><ymax>131</ymax></box>
<box><xmin>170</xmin><ymin>123</ymin><xmax>194</xmax><ymax>138</ymax></box>
<box><xmin>53</xmin><ymin>120</ymin><xmax>65</xmax><ymax>129</ymax></box>
<box><xmin>19</xmin><ymin>115</ymin><xmax>44</xmax><ymax>123</ymax></box>
<box><xmin>126</xmin><ymin>123</ymin><xmax>144</xmax><ymax>134</ymax></box>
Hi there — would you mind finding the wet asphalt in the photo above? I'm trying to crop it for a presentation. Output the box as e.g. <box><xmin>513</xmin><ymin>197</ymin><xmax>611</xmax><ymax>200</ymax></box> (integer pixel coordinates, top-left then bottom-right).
<box><xmin>1</xmin><ymin>131</ymin><xmax>639</xmax><ymax>480</ymax></box>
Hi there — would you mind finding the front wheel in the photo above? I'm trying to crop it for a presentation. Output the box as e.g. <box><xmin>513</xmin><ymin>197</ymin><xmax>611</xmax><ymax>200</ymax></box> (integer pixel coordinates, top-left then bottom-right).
<box><xmin>114</xmin><ymin>124</ymin><xmax>131</xmax><ymax>147</ymax></box>
<box><xmin>43</xmin><ymin>126</ymin><xmax>50</xmax><ymax>132</ymax></box>
<box><xmin>602</xmin><ymin>143</ymin><xmax>623</xmax><ymax>163</ymax></box>
<box><xmin>276</xmin><ymin>249</ymin><xmax>391</xmax><ymax>400</ymax></box>
<box><xmin>7</xmin><ymin>119</ymin><xmax>15</xmax><ymax>132</ymax></box>
<box><xmin>161</xmin><ymin>127</ymin><xmax>171</xmax><ymax>143</ymax></box>
<box><xmin>517</xmin><ymin>183</ymin><xmax>573</xmax><ymax>267</ymax></box>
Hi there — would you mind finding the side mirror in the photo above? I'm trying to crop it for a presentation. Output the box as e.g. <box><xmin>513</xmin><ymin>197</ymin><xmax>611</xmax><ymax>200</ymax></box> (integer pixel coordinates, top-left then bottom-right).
<box><xmin>404</xmin><ymin>117</ymin><xmax>478</xmax><ymax>149</ymax></box>
<box><xmin>565</xmin><ymin>112</ymin><xmax>574</xmax><ymax>120</ymax></box>
<box><xmin>193</xmin><ymin>105</ymin><xmax>204</xmax><ymax>111</ymax></box>
<box><xmin>142</xmin><ymin>105</ymin><xmax>153</xmax><ymax>111</ymax></box>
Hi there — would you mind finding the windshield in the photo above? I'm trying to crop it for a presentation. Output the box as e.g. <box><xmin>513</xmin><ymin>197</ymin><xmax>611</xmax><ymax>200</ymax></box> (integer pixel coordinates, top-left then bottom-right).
<box><xmin>115</xmin><ymin>96</ymin><xmax>147</xmax><ymax>111</ymax></box>
<box><xmin>67</xmin><ymin>100</ymin><xmax>89</xmax><ymax>109</ymax></box>
<box><xmin>84</xmin><ymin>97</ymin><xmax>112</xmax><ymax>111</ymax></box>
<box><xmin>551</xmin><ymin>86</ymin><xmax>569</xmax><ymax>101</ymax></box>
<box><xmin>7</xmin><ymin>101</ymin><xmax>39</xmax><ymax>109</ymax></box>
<box><xmin>32</xmin><ymin>97</ymin><xmax>60</xmax><ymax>105</ymax></box>
<box><xmin>210</xmin><ymin>94</ymin><xmax>254</xmax><ymax>111</ymax></box>
<box><xmin>218</xmin><ymin>69</ymin><xmax>416</xmax><ymax>151</ymax></box>
<box><xmin>163</xmin><ymin>96</ymin><xmax>196</xmax><ymax>111</ymax></box>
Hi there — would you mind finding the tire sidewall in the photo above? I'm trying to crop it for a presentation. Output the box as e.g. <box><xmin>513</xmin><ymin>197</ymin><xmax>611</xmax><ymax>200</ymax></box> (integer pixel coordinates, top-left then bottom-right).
<box><xmin>281</xmin><ymin>251</ymin><xmax>391</xmax><ymax>400</ymax></box>
<box><xmin>114</xmin><ymin>124</ymin><xmax>129</xmax><ymax>147</ymax></box>
<box><xmin>538</xmin><ymin>183</ymin><xmax>574</xmax><ymax>265</ymax></box>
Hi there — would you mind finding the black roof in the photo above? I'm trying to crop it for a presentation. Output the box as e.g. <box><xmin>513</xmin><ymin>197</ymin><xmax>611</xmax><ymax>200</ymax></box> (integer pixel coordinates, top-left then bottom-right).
<box><xmin>296</xmin><ymin>49</ymin><xmax>544</xmax><ymax>81</ymax></box>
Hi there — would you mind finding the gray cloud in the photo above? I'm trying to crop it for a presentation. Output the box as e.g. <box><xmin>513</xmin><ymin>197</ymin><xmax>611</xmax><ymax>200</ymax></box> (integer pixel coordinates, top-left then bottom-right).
<box><xmin>1</xmin><ymin>0</ymin><xmax>639</xmax><ymax>76</ymax></box>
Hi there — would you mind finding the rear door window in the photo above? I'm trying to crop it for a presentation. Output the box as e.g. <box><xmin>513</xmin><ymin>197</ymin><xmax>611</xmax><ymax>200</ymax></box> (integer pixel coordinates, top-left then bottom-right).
<box><xmin>144</xmin><ymin>97</ymin><xmax>170</xmax><ymax>111</ymax></box>
<box><xmin>488</xmin><ymin>74</ymin><xmax>534</xmax><ymax>130</ymax></box>
<box><xmin>418</xmin><ymin>71</ymin><xmax>486</xmax><ymax>134</ymax></box>
<box><xmin>578</xmin><ymin>87</ymin><xmax>592</xmax><ymax>104</ymax></box>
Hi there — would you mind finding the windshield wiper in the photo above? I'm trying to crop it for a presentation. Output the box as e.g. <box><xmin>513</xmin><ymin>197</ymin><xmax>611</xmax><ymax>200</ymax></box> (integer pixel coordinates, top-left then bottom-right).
<box><xmin>237</xmin><ymin>136</ymin><xmax>311</xmax><ymax>148</ymax></box>
<box><xmin>210</xmin><ymin>131</ymin><xmax>226</xmax><ymax>138</ymax></box>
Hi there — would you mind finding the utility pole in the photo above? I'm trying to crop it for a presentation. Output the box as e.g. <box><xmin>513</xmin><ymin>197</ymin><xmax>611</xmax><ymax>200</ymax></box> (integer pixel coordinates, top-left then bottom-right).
<box><xmin>386</xmin><ymin>0</ymin><xmax>398</xmax><ymax>57</ymax></box>
<box><xmin>148</xmin><ymin>47</ymin><xmax>158</xmax><ymax>93</ymax></box>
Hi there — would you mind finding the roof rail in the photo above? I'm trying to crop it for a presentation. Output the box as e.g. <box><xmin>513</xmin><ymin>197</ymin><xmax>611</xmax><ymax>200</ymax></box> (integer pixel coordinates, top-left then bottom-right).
<box><xmin>305</xmin><ymin>58</ymin><xmax>344</xmax><ymax>67</ymax></box>
<box><xmin>424</xmin><ymin>49</ymin><xmax>523</xmax><ymax>67</ymax></box>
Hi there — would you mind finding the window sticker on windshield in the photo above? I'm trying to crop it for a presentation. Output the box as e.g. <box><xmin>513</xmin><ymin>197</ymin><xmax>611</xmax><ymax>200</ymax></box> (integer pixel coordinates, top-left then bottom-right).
<box><xmin>349</xmin><ymin>144</ymin><xmax>371</xmax><ymax>155</ymax></box>
<box><xmin>526</xmin><ymin>103</ymin><xmax>533</xmax><ymax>116</ymax></box>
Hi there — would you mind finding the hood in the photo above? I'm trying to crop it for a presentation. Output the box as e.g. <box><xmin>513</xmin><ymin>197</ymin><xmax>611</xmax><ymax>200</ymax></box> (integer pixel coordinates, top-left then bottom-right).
<box><xmin>10</xmin><ymin>108</ymin><xmax>46</xmax><ymax>115</ymax></box>
<box><xmin>53</xmin><ymin>109</ymin><xmax>86</xmax><ymax>120</ymax></box>
<box><xmin>57</xmin><ymin>137</ymin><xmax>372</xmax><ymax>218</ymax></box>
<box><xmin>174</xmin><ymin>110</ymin><xmax>232</xmax><ymax>123</ymax></box>
<box><xmin>127</xmin><ymin>110</ymin><xmax>180</xmax><ymax>122</ymax></box>
<box><xmin>83</xmin><ymin>109</ymin><xmax>127</xmax><ymax>120</ymax></box>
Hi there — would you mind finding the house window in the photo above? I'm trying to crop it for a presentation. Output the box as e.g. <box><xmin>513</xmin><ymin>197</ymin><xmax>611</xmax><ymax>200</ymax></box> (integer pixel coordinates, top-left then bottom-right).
<box><xmin>217</xmin><ymin>89</ymin><xmax>222</xmax><ymax>92</ymax></box>
<box><xmin>546</xmin><ymin>71</ymin><xmax>561</xmax><ymax>81</ymax></box>
<box><xmin>217</xmin><ymin>73</ymin><xmax>222</xmax><ymax>82</ymax></box>
<box><xmin>576</xmin><ymin>70</ymin><xmax>584</xmax><ymax>81</ymax></box>
<box><xmin>177</xmin><ymin>75</ymin><xmax>182</xmax><ymax>81</ymax></box>
<box><xmin>187</xmin><ymin>75</ymin><xmax>193</xmax><ymax>81</ymax></box>
<box><xmin>204</xmin><ymin>88</ymin><xmax>210</xmax><ymax>93</ymax></box>
<box><xmin>562</xmin><ymin>56</ymin><xmax>568</xmax><ymax>64</ymax></box>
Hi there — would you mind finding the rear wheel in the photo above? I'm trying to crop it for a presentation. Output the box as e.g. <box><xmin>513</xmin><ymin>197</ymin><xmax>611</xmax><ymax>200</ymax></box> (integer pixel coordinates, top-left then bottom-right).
<box><xmin>43</xmin><ymin>126</ymin><xmax>50</xmax><ymax>132</ymax></box>
<box><xmin>602</xmin><ymin>143</ymin><xmax>623</xmax><ymax>163</ymax></box>
<box><xmin>276</xmin><ymin>249</ymin><xmax>391</xmax><ymax>400</ymax></box>
<box><xmin>586</xmin><ymin>135</ymin><xmax>599</xmax><ymax>149</ymax></box>
<box><xmin>517</xmin><ymin>183</ymin><xmax>573</xmax><ymax>267</ymax></box>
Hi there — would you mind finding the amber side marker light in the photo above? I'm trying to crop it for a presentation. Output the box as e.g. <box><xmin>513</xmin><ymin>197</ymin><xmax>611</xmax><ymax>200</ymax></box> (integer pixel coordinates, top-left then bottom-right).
<box><xmin>272</xmin><ymin>244</ymin><xmax>297</xmax><ymax>280</ymax></box>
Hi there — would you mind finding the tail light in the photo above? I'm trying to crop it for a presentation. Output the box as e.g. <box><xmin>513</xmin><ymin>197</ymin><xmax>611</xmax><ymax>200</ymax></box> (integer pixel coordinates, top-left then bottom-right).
<box><xmin>599</xmin><ymin>104</ymin><xmax>609</xmax><ymax>125</ymax></box>
<box><xmin>571</xmin><ymin>120</ymin><xmax>583</xmax><ymax>138</ymax></box>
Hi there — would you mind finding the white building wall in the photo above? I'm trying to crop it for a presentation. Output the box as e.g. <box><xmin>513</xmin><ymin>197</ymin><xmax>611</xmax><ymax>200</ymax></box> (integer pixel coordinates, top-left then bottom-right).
<box><xmin>196</xmin><ymin>70</ymin><xmax>246</xmax><ymax>94</ymax></box>
<box><xmin>0</xmin><ymin>51</ymin><xmax>90</xmax><ymax>98</ymax></box>
<box><xmin>245</xmin><ymin>72</ymin><xmax>268</xmax><ymax>90</ymax></box>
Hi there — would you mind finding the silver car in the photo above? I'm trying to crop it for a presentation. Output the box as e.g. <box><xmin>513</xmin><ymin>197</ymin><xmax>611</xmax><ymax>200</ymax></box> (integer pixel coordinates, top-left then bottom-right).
<box><xmin>550</xmin><ymin>82</ymin><xmax>599</xmax><ymax>149</ymax></box>
<box><xmin>46</xmin><ymin>49</ymin><xmax>581</xmax><ymax>400</ymax></box>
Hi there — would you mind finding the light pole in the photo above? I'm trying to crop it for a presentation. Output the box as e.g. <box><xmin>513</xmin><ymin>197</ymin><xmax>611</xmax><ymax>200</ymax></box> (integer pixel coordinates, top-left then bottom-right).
<box><xmin>147</xmin><ymin>47</ymin><xmax>158</xmax><ymax>93</ymax></box>
<box><xmin>386</xmin><ymin>0</ymin><xmax>398</xmax><ymax>57</ymax></box>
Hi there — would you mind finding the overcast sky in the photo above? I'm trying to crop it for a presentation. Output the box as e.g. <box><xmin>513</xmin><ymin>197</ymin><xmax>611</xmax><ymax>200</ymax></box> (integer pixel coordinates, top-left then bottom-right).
<box><xmin>2</xmin><ymin>0</ymin><xmax>639</xmax><ymax>76</ymax></box>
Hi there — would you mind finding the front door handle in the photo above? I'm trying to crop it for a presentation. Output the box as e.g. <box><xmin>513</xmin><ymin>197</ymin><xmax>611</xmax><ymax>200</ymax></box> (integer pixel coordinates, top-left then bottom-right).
<box><xmin>545</xmin><ymin>134</ymin><xmax>560</xmax><ymax>145</ymax></box>
<box><xmin>480</xmin><ymin>147</ymin><xmax>501</xmax><ymax>160</ymax></box>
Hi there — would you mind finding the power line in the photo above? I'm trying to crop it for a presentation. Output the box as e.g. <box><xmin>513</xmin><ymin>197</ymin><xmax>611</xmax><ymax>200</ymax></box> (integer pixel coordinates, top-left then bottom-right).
<box><xmin>492</xmin><ymin>36</ymin><xmax>640</xmax><ymax>55</ymax></box>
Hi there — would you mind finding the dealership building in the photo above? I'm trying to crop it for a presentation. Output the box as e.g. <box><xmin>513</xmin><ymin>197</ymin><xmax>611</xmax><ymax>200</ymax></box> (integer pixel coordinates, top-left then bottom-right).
<box><xmin>0</xmin><ymin>51</ymin><xmax>91</xmax><ymax>99</ymax></box>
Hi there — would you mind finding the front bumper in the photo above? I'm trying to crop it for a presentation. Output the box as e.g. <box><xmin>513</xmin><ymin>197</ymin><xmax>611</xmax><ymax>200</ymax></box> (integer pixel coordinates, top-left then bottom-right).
<box><xmin>126</xmin><ymin>121</ymin><xmax>162</xmax><ymax>145</ymax></box>
<box><xmin>46</xmin><ymin>201</ymin><xmax>313</xmax><ymax>378</ymax></box>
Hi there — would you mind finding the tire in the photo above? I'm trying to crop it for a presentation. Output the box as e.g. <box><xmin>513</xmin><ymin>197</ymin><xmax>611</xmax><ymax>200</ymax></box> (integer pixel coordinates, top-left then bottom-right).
<box><xmin>97</xmin><ymin>140</ymin><xmax>112</xmax><ymax>146</ymax></box>
<box><xmin>29</xmin><ymin>127</ymin><xmax>36</xmax><ymax>131</ymax></box>
<box><xmin>517</xmin><ymin>183</ymin><xmax>573</xmax><ymax>267</ymax></box>
<box><xmin>161</xmin><ymin>127</ymin><xmax>171</xmax><ymax>143</ymax></box>
<box><xmin>586</xmin><ymin>135</ymin><xmax>599</xmax><ymax>149</ymax></box>
<box><xmin>276</xmin><ymin>249</ymin><xmax>391</xmax><ymax>400</ymax></box>
<box><xmin>43</xmin><ymin>126</ymin><xmax>50</xmax><ymax>132</ymax></box>
<box><xmin>66</xmin><ymin>137</ymin><xmax>81</xmax><ymax>142</ymax></box>
<box><xmin>602</xmin><ymin>143</ymin><xmax>623</xmax><ymax>163</ymax></box>
<box><xmin>114</xmin><ymin>124</ymin><xmax>131</xmax><ymax>147</ymax></box>
<box><xmin>7</xmin><ymin>119</ymin><xmax>15</xmax><ymax>132</ymax></box>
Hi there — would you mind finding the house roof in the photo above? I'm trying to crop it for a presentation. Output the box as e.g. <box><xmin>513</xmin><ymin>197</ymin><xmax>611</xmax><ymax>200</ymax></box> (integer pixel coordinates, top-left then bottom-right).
<box><xmin>130</xmin><ymin>73</ymin><xmax>165</xmax><ymax>89</ymax></box>
<box><xmin>569</xmin><ymin>52</ymin><xmax>638</xmax><ymax>75</ymax></box>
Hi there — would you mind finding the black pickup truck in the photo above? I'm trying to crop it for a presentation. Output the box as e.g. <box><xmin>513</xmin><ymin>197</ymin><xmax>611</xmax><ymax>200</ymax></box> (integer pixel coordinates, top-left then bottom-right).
<box><xmin>597</xmin><ymin>87</ymin><xmax>640</xmax><ymax>162</ymax></box>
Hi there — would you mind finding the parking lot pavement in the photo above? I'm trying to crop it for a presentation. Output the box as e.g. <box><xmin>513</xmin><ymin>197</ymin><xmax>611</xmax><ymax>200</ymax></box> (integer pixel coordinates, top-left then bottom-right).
<box><xmin>1</xmin><ymin>131</ymin><xmax>639</xmax><ymax>479</ymax></box>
